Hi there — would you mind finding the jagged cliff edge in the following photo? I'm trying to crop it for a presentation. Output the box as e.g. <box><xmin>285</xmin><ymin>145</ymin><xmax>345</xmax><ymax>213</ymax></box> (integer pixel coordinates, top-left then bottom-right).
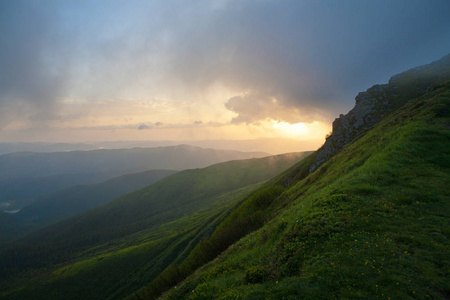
<box><xmin>310</xmin><ymin>54</ymin><xmax>450</xmax><ymax>173</ymax></box>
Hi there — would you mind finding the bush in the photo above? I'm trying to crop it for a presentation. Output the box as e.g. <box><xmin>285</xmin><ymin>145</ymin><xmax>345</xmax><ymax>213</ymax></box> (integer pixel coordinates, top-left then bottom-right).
<box><xmin>245</xmin><ymin>266</ymin><xmax>271</xmax><ymax>284</ymax></box>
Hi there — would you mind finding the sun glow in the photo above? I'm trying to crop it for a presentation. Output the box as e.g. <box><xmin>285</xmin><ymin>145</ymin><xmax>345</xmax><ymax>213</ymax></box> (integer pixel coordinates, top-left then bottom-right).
<box><xmin>271</xmin><ymin>120</ymin><xmax>309</xmax><ymax>137</ymax></box>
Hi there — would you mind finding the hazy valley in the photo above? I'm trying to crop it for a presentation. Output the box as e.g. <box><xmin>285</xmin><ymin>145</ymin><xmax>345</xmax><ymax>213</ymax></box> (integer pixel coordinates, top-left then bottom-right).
<box><xmin>1</xmin><ymin>2</ymin><xmax>449</xmax><ymax>299</ymax></box>
<box><xmin>0</xmin><ymin>54</ymin><xmax>448</xmax><ymax>299</ymax></box>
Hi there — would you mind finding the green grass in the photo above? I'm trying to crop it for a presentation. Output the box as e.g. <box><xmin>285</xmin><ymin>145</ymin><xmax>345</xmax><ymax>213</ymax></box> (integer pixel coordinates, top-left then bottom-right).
<box><xmin>0</xmin><ymin>184</ymin><xmax>258</xmax><ymax>300</ymax></box>
<box><xmin>158</xmin><ymin>84</ymin><xmax>450</xmax><ymax>299</ymax></box>
<box><xmin>2</xmin><ymin>64</ymin><xmax>449</xmax><ymax>299</ymax></box>
<box><xmin>0</xmin><ymin>152</ymin><xmax>308</xmax><ymax>300</ymax></box>
<box><xmin>2</xmin><ymin>170</ymin><xmax>178</xmax><ymax>243</ymax></box>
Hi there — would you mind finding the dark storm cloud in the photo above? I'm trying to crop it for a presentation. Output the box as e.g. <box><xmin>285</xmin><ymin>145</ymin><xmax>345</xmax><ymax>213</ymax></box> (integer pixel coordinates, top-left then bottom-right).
<box><xmin>1</xmin><ymin>0</ymin><xmax>450</xmax><ymax>128</ymax></box>
<box><xmin>161</xmin><ymin>0</ymin><xmax>450</xmax><ymax>121</ymax></box>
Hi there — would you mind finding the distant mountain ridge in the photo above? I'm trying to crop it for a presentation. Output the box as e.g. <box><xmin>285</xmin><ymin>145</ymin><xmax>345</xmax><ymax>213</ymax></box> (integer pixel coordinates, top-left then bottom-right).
<box><xmin>0</xmin><ymin>169</ymin><xmax>177</xmax><ymax>243</ymax></box>
<box><xmin>0</xmin><ymin>138</ymin><xmax>321</xmax><ymax>156</ymax></box>
<box><xmin>0</xmin><ymin>145</ymin><xmax>269</xmax><ymax>210</ymax></box>
<box><xmin>17</xmin><ymin>169</ymin><xmax>177</xmax><ymax>224</ymax></box>
<box><xmin>0</xmin><ymin>145</ymin><xmax>268</xmax><ymax>180</ymax></box>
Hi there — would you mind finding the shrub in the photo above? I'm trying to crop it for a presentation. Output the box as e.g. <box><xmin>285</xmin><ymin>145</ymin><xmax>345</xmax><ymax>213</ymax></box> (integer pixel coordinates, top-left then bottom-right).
<box><xmin>244</xmin><ymin>265</ymin><xmax>271</xmax><ymax>284</ymax></box>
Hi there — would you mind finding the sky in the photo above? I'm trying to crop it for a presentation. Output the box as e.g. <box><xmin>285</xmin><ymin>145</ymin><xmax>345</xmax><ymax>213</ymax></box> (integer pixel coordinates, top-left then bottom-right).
<box><xmin>1</xmin><ymin>0</ymin><xmax>449</xmax><ymax>147</ymax></box>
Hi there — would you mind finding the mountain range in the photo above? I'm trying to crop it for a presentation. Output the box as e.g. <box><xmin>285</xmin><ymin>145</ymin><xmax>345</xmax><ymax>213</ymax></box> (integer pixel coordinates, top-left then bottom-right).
<box><xmin>0</xmin><ymin>145</ymin><xmax>268</xmax><ymax>211</ymax></box>
<box><xmin>0</xmin><ymin>138</ymin><xmax>322</xmax><ymax>156</ymax></box>
<box><xmin>0</xmin><ymin>55</ymin><xmax>449</xmax><ymax>299</ymax></box>
<box><xmin>0</xmin><ymin>151</ymin><xmax>309</xmax><ymax>299</ymax></box>
<box><xmin>0</xmin><ymin>169</ymin><xmax>178</xmax><ymax>244</ymax></box>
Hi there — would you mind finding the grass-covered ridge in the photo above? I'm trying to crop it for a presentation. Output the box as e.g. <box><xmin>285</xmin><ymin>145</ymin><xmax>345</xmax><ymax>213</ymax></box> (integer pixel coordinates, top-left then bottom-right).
<box><xmin>0</xmin><ymin>152</ymin><xmax>308</xmax><ymax>300</ymax></box>
<box><xmin>158</xmin><ymin>83</ymin><xmax>450</xmax><ymax>299</ymax></box>
<box><xmin>1</xmin><ymin>169</ymin><xmax>178</xmax><ymax>244</ymax></box>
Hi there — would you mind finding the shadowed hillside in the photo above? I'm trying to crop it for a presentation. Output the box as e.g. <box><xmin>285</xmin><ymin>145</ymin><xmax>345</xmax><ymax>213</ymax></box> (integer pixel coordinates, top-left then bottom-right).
<box><xmin>0</xmin><ymin>152</ymin><xmax>309</xmax><ymax>299</ymax></box>
<box><xmin>0</xmin><ymin>170</ymin><xmax>177</xmax><ymax>244</ymax></box>
<box><xmin>0</xmin><ymin>145</ymin><xmax>268</xmax><ymax>211</ymax></box>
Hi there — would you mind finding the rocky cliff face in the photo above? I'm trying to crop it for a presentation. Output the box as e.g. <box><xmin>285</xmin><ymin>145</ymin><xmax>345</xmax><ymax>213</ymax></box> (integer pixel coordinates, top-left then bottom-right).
<box><xmin>310</xmin><ymin>54</ymin><xmax>450</xmax><ymax>173</ymax></box>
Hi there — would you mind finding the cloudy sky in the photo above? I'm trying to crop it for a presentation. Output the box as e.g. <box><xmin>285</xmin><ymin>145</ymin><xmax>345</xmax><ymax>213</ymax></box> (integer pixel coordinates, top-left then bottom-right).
<box><xmin>1</xmin><ymin>0</ymin><xmax>449</xmax><ymax>144</ymax></box>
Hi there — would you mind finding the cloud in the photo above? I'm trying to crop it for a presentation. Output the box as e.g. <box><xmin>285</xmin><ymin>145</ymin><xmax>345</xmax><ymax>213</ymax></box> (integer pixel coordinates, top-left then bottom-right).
<box><xmin>161</xmin><ymin>0</ymin><xmax>450</xmax><ymax>123</ymax></box>
<box><xmin>225</xmin><ymin>93</ymin><xmax>323</xmax><ymax>124</ymax></box>
<box><xmin>137</xmin><ymin>123</ymin><xmax>150</xmax><ymax>130</ymax></box>
<box><xmin>0</xmin><ymin>1</ymin><xmax>73</xmax><ymax>127</ymax></box>
<box><xmin>1</xmin><ymin>0</ymin><xmax>449</xmax><ymax>132</ymax></box>
<box><xmin>137</xmin><ymin>122</ymin><xmax>163</xmax><ymax>130</ymax></box>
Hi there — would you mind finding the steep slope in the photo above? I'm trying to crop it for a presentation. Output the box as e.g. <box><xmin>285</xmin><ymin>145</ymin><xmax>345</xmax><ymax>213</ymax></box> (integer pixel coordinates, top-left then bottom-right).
<box><xmin>0</xmin><ymin>170</ymin><xmax>177</xmax><ymax>243</ymax></box>
<box><xmin>155</xmin><ymin>65</ymin><xmax>450</xmax><ymax>299</ymax></box>
<box><xmin>0</xmin><ymin>152</ymin><xmax>309</xmax><ymax>299</ymax></box>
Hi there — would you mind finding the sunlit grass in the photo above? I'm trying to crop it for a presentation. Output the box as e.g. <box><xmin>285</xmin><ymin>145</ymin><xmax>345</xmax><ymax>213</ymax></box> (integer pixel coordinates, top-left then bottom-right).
<box><xmin>159</xmin><ymin>84</ymin><xmax>450</xmax><ymax>299</ymax></box>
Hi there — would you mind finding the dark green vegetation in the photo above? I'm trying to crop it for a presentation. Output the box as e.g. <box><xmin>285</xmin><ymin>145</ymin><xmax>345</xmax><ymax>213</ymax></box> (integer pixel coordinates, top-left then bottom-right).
<box><xmin>0</xmin><ymin>170</ymin><xmax>177</xmax><ymax>244</ymax></box>
<box><xmin>0</xmin><ymin>152</ymin><xmax>308</xmax><ymax>299</ymax></box>
<box><xmin>2</xmin><ymin>58</ymin><xmax>449</xmax><ymax>300</ymax></box>
<box><xmin>155</xmin><ymin>81</ymin><xmax>450</xmax><ymax>299</ymax></box>
<box><xmin>0</xmin><ymin>172</ymin><xmax>120</xmax><ymax>209</ymax></box>
<box><xmin>0</xmin><ymin>145</ymin><xmax>268</xmax><ymax>210</ymax></box>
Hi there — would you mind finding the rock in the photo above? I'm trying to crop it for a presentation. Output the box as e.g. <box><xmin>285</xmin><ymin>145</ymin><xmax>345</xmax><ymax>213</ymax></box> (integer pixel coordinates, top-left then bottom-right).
<box><xmin>309</xmin><ymin>54</ymin><xmax>450</xmax><ymax>173</ymax></box>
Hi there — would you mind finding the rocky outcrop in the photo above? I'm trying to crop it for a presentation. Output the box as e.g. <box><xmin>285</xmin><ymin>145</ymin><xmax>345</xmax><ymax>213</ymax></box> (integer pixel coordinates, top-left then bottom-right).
<box><xmin>310</xmin><ymin>54</ymin><xmax>450</xmax><ymax>173</ymax></box>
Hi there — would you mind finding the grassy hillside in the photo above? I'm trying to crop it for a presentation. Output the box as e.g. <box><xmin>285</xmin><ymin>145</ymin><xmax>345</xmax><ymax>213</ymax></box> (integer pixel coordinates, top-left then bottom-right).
<box><xmin>0</xmin><ymin>170</ymin><xmax>177</xmax><ymax>244</ymax></box>
<box><xmin>154</xmin><ymin>82</ymin><xmax>450</xmax><ymax>299</ymax></box>
<box><xmin>0</xmin><ymin>172</ymin><xmax>121</xmax><ymax>209</ymax></box>
<box><xmin>0</xmin><ymin>145</ymin><xmax>269</xmax><ymax>211</ymax></box>
<box><xmin>2</xmin><ymin>58</ymin><xmax>448</xmax><ymax>300</ymax></box>
<box><xmin>0</xmin><ymin>152</ymin><xmax>309</xmax><ymax>299</ymax></box>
